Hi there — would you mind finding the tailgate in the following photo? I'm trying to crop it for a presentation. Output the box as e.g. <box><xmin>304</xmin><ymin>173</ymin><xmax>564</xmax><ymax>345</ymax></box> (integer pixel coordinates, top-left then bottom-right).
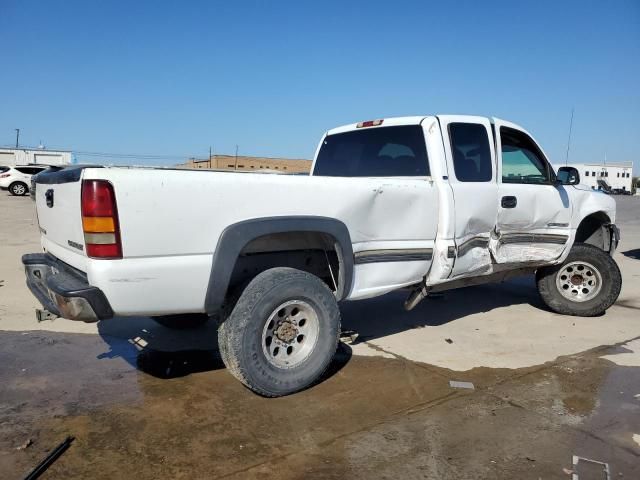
<box><xmin>34</xmin><ymin>166</ymin><xmax>94</xmax><ymax>271</ymax></box>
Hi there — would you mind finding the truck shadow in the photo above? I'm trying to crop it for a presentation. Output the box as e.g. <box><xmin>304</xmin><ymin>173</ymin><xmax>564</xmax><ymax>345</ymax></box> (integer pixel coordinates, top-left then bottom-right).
<box><xmin>96</xmin><ymin>317</ymin><xmax>224</xmax><ymax>379</ymax></box>
<box><xmin>340</xmin><ymin>275</ymin><xmax>546</xmax><ymax>343</ymax></box>
<box><xmin>621</xmin><ymin>248</ymin><xmax>640</xmax><ymax>260</ymax></box>
<box><xmin>95</xmin><ymin>275</ymin><xmax>540</xmax><ymax>380</ymax></box>
<box><xmin>96</xmin><ymin>316</ymin><xmax>352</xmax><ymax>382</ymax></box>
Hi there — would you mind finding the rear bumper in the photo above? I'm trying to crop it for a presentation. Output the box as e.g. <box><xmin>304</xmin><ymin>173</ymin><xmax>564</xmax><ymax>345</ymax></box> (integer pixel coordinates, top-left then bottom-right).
<box><xmin>22</xmin><ymin>253</ymin><xmax>114</xmax><ymax>322</ymax></box>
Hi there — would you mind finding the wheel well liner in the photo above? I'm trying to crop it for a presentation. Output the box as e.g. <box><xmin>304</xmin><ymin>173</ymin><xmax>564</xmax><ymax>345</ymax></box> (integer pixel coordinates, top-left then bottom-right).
<box><xmin>575</xmin><ymin>211</ymin><xmax>612</xmax><ymax>250</ymax></box>
<box><xmin>204</xmin><ymin>216</ymin><xmax>353</xmax><ymax>315</ymax></box>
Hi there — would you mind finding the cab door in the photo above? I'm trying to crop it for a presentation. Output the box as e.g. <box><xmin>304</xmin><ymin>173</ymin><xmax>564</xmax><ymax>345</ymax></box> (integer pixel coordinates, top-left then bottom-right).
<box><xmin>492</xmin><ymin>118</ymin><xmax>572</xmax><ymax>264</ymax></box>
<box><xmin>438</xmin><ymin>116</ymin><xmax>499</xmax><ymax>278</ymax></box>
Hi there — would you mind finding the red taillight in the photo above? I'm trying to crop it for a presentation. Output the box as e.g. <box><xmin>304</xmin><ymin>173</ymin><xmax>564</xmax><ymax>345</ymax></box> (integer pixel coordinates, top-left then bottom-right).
<box><xmin>81</xmin><ymin>180</ymin><xmax>116</xmax><ymax>217</ymax></box>
<box><xmin>81</xmin><ymin>180</ymin><xmax>122</xmax><ymax>259</ymax></box>
<box><xmin>86</xmin><ymin>243</ymin><xmax>121</xmax><ymax>258</ymax></box>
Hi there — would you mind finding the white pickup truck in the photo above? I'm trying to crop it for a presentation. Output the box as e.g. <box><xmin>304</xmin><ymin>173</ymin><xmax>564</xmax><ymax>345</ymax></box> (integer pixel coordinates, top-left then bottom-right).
<box><xmin>23</xmin><ymin>115</ymin><xmax>621</xmax><ymax>396</ymax></box>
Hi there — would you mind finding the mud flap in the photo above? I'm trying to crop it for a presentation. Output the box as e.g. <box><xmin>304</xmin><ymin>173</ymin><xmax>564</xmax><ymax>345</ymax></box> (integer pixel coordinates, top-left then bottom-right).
<box><xmin>603</xmin><ymin>223</ymin><xmax>620</xmax><ymax>255</ymax></box>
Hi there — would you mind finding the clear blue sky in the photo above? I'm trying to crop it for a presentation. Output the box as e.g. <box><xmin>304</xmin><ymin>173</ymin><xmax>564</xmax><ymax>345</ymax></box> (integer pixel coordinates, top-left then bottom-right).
<box><xmin>1</xmin><ymin>0</ymin><xmax>638</xmax><ymax>169</ymax></box>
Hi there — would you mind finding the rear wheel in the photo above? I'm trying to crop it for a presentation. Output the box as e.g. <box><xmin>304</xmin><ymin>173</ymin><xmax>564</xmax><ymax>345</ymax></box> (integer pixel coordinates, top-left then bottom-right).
<box><xmin>9</xmin><ymin>182</ymin><xmax>28</xmax><ymax>196</ymax></box>
<box><xmin>218</xmin><ymin>267</ymin><xmax>340</xmax><ymax>397</ymax></box>
<box><xmin>536</xmin><ymin>243</ymin><xmax>621</xmax><ymax>316</ymax></box>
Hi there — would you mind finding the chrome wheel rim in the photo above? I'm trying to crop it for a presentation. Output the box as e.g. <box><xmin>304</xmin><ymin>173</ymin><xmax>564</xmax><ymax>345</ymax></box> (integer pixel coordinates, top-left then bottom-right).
<box><xmin>556</xmin><ymin>261</ymin><xmax>602</xmax><ymax>302</ymax></box>
<box><xmin>13</xmin><ymin>184</ymin><xmax>26</xmax><ymax>195</ymax></box>
<box><xmin>261</xmin><ymin>300</ymin><xmax>319</xmax><ymax>369</ymax></box>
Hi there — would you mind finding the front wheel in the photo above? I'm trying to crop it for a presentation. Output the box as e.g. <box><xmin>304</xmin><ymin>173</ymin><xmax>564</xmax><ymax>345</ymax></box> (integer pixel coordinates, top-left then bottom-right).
<box><xmin>536</xmin><ymin>243</ymin><xmax>622</xmax><ymax>317</ymax></box>
<box><xmin>218</xmin><ymin>267</ymin><xmax>341</xmax><ymax>397</ymax></box>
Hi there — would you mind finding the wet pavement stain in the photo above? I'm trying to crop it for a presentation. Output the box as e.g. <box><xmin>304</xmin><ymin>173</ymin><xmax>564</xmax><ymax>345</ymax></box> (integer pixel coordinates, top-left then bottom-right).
<box><xmin>0</xmin><ymin>330</ymin><xmax>639</xmax><ymax>479</ymax></box>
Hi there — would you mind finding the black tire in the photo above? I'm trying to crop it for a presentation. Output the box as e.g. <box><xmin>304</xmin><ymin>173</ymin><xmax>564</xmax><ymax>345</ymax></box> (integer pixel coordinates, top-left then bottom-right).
<box><xmin>536</xmin><ymin>243</ymin><xmax>621</xmax><ymax>317</ymax></box>
<box><xmin>9</xmin><ymin>182</ymin><xmax>28</xmax><ymax>196</ymax></box>
<box><xmin>218</xmin><ymin>267</ymin><xmax>340</xmax><ymax>397</ymax></box>
<box><xmin>152</xmin><ymin>314</ymin><xmax>209</xmax><ymax>329</ymax></box>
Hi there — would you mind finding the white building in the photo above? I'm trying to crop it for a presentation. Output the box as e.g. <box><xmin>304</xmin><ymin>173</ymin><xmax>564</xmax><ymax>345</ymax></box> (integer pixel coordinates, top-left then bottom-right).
<box><xmin>0</xmin><ymin>147</ymin><xmax>73</xmax><ymax>167</ymax></box>
<box><xmin>566</xmin><ymin>162</ymin><xmax>633</xmax><ymax>192</ymax></box>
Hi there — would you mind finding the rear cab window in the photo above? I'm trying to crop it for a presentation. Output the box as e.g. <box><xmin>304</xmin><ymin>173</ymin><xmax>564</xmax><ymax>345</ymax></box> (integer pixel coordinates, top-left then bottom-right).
<box><xmin>314</xmin><ymin>125</ymin><xmax>430</xmax><ymax>177</ymax></box>
<box><xmin>448</xmin><ymin>123</ymin><xmax>493</xmax><ymax>182</ymax></box>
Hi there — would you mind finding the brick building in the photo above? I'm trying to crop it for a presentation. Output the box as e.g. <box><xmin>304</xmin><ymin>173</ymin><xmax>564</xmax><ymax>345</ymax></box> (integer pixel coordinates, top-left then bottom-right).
<box><xmin>177</xmin><ymin>154</ymin><xmax>312</xmax><ymax>173</ymax></box>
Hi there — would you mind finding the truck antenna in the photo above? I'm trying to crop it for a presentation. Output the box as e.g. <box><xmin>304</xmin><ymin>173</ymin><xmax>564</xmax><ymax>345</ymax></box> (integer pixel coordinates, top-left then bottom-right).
<box><xmin>564</xmin><ymin>107</ymin><xmax>574</xmax><ymax>166</ymax></box>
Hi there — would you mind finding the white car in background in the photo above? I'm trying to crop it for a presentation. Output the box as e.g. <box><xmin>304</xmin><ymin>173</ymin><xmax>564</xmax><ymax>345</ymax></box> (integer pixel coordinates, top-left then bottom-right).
<box><xmin>0</xmin><ymin>165</ymin><xmax>48</xmax><ymax>196</ymax></box>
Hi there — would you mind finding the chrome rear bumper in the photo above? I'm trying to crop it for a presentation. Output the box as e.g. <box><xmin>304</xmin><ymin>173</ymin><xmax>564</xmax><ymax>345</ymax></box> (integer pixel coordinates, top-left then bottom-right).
<box><xmin>22</xmin><ymin>253</ymin><xmax>113</xmax><ymax>322</ymax></box>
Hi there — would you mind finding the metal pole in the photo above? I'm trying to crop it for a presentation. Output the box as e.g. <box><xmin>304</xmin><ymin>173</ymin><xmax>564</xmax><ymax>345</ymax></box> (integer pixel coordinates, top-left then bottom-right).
<box><xmin>24</xmin><ymin>436</ymin><xmax>75</xmax><ymax>480</ymax></box>
<box><xmin>15</xmin><ymin>128</ymin><xmax>20</xmax><ymax>148</ymax></box>
<box><xmin>234</xmin><ymin>145</ymin><xmax>238</xmax><ymax>170</ymax></box>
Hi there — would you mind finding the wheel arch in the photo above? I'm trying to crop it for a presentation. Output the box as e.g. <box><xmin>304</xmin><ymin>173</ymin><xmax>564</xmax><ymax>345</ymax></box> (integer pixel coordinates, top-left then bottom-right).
<box><xmin>574</xmin><ymin>211</ymin><xmax>616</xmax><ymax>253</ymax></box>
<box><xmin>204</xmin><ymin>216</ymin><xmax>354</xmax><ymax>316</ymax></box>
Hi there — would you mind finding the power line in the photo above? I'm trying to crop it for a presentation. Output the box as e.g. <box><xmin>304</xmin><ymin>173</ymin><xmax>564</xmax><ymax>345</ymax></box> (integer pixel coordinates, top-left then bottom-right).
<box><xmin>74</xmin><ymin>151</ymin><xmax>191</xmax><ymax>160</ymax></box>
<box><xmin>0</xmin><ymin>145</ymin><xmax>203</xmax><ymax>161</ymax></box>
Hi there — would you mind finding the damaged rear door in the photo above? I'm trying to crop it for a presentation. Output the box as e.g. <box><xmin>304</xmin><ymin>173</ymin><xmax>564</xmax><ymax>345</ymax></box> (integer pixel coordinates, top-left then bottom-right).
<box><xmin>492</xmin><ymin>119</ymin><xmax>572</xmax><ymax>264</ymax></box>
<box><xmin>438</xmin><ymin>116</ymin><xmax>498</xmax><ymax>278</ymax></box>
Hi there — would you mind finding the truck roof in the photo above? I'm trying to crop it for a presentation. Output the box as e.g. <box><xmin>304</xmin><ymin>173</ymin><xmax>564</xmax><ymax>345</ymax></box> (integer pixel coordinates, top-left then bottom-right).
<box><xmin>326</xmin><ymin>115</ymin><xmax>522</xmax><ymax>136</ymax></box>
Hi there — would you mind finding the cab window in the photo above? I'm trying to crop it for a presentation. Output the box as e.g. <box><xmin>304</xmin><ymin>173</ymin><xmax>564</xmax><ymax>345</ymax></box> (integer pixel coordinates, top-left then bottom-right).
<box><xmin>448</xmin><ymin>123</ymin><xmax>493</xmax><ymax>182</ymax></box>
<box><xmin>314</xmin><ymin>125</ymin><xmax>429</xmax><ymax>177</ymax></box>
<box><xmin>500</xmin><ymin>127</ymin><xmax>552</xmax><ymax>184</ymax></box>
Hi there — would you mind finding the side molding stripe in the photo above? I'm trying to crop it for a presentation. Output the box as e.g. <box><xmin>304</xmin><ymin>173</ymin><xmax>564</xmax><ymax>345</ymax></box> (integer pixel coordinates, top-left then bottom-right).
<box><xmin>354</xmin><ymin>248</ymin><xmax>433</xmax><ymax>264</ymax></box>
<box><xmin>456</xmin><ymin>237</ymin><xmax>489</xmax><ymax>258</ymax></box>
<box><xmin>500</xmin><ymin>233</ymin><xmax>568</xmax><ymax>245</ymax></box>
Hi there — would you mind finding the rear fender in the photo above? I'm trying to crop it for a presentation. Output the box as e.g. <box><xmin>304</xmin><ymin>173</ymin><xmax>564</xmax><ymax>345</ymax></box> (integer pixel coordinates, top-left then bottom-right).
<box><xmin>204</xmin><ymin>216</ymin><xmax>354</xmax><ymax>315</ymax></box>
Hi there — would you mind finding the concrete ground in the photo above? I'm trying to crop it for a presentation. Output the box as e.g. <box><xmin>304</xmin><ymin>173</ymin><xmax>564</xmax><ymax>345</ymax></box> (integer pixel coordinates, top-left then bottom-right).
<box><xmin>0</xmin><ymin>191</ymin><xmax>639</xmax><ymax>479</ymax></box>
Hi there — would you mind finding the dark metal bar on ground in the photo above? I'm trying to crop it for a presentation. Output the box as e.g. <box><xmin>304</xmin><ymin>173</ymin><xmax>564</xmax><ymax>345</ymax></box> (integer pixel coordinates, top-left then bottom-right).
<box><xmin>23</xmin><ymin>436</ymin><xmax>75</xmax><ymax>480</ymax></box>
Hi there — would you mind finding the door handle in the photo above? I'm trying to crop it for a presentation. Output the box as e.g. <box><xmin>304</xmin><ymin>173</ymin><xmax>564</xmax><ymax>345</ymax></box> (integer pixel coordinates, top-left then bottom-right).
<box><xmin>45</xmin><ymin>189</ymin><xmax>54</xmax><ymax>208</ymax></box>
<box><xmin>501</xmin><ymin>196</ymin><xmax>517</xmax><ymax>208</ymax></box>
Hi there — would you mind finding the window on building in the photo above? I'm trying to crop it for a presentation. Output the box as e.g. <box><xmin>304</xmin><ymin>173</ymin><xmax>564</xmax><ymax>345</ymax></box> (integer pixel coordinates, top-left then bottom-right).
<box><xmin>627</xmin><ymin>173</ymin><xmax>630</xmax><ymax>178</ymax></box>
<box><xmin>585</xmin><ymin>171</ymin><xmax>589</xmax><ymax>176</ymax></box>
<box><xmin>617</xmin><ymin>172</ymin><xmax>620</xmax><ymax>177</ymax></box>
<box><xmin>227</xmin><ymin>164</ymin><xmax>234</xmax><ymax>167</ymax></box>
<box><xmin>606</xmin><ymin>172</ymin><xmax>609</xmax><ymax>177</ymax></box>
<box><xmin>500</xmin><ymin>127</ymin><xmax>551</xmax><ymax>184</ymax></box>
<box><xmin>592</xmin><ymin>171</ymin><xmax>596</xmax><ymax>176</ymax></box>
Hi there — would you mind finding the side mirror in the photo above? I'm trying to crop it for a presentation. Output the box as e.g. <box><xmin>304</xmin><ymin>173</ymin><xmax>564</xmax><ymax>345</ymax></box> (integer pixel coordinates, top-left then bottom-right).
<box><xmin>557</xmin><ymin>166</ymin><xmax>580</xmax><ymax>185</ymax></box>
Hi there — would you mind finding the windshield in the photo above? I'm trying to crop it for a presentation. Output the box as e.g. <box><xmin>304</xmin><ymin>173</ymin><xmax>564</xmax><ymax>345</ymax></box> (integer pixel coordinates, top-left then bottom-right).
<box><xmin>314</xmin><ymin>125</ymin><xmax>430</xmax><ymax>177</ymax></box>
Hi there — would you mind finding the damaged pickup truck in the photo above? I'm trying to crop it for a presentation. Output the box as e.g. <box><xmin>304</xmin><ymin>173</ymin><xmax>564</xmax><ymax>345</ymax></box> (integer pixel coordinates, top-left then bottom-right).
<box><xmin>23</xmin><ymin>115</ymin><xmax>621</xmax><ymax>396</ymax></box>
